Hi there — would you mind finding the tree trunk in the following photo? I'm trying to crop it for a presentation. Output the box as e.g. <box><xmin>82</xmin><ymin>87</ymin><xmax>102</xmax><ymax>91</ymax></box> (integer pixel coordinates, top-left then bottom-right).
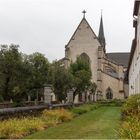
<box><xmin>4</xmin><ymin>77</ymin><xmax>10</xmax><ymax>100</ymax></box>
<box><xmin>73</xmin><ymin>89</ymin><xmax>77</xmax><ymax>102</ymax></box>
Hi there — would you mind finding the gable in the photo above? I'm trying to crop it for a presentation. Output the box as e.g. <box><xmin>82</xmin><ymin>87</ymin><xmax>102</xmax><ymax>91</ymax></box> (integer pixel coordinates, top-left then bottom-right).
<box><xmin>66</xmin><ymin>18</ymin><xmax>101</xmax><ymax>47</ymax></box>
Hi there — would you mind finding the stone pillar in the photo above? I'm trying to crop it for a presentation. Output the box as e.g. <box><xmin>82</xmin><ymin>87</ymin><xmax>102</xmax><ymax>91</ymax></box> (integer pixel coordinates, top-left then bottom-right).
<box><xmin>74</xmin><ymin>95</ymin><xmax>79</xmax><ymax>103</ymax></box>
<box><xmin>82</xmin><ymin>92</ymin><xmax>85</xmax><ymax>102</ymax></box>
<box><xmin>96</xmin><ymin>93</ymin><xmax>98</xmax><ymax>101</ymax></box>
<box><xmin>28</xmin><ymin>95</ymin><xmax>31</xmax><ymax>102</ymax></box>
<box><xmin>94</xmin><ymin>91</ymin><xmax>98</xmax><ymax>102</ymax></box>
<box><xmin>10</xmin><ymin>99</ymin><xmax>13</xmax><ymax>103</ymax></box>
<box><xmin>67</xmin><ymin>90</ymin><xmax>73</xmax><ymax>103</ymax></box>
<box><xmin>86</xmin><ymin>91</ymin><xmax>90</xmax><ymax>102</ymax></box>
<box><xmin>90</xmin><ymin>94</ymin><xmax>93</xmax><ymax>102</ymax></box>
<box><xmin>93</xmin><ymin>94</ymin><xmax>95</xmax><ymax>102</ymax></box>
<box><xmin>44</xmin><ymin>85</ymin><xmax>52</xmax><ymax>104</ymax></box>
<box><xmin>41</xmin><ymin>97</ymin><xmax>43</xmax><ymax>101</ymax></box>
<box><xmin>34</xmin><ymin>99</ymin><xmax>38</xmax><ymax>105</ymax></box>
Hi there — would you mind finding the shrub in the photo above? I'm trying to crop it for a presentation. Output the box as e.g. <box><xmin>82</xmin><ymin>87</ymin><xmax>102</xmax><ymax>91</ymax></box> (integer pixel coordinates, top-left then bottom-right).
<box><xmin>0</xmin><ymin>108</ymin><xmax>73</xmax><ymax>139</ymax></box>
<box><xmin>0</xmin><ymin>117</ymin><xmax>47</xmax><ymax>139</ymax></box>
<box><xmin>122</xmin><ymin>94</ymin><xmax>140</xmax><ymax>116</ymax></box>
<box><xmin>42</xmin><ymin>108</ymin><xmax>73</xmax><ymax>123</ymax></box>
<box><xmin>119</xmin><ymin>94</ymin><xmax>140</xmax><ymax>139</ymax></box>
<box><xmin>119</xmin><ymin>116</ymin><xmax>140</xmax><ymax>139</ymax></box>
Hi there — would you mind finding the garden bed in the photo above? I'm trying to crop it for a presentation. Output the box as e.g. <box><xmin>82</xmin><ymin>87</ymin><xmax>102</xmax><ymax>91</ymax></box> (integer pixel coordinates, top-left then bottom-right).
<box><xmin>0</xmin><ymin>103</ymin><xmax>99</xmax><ymax>139</ymax></box>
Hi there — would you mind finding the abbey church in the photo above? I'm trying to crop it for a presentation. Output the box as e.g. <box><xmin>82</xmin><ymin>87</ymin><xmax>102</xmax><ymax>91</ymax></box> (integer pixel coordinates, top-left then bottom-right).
<box><xmin>61</xmin><ymin>12</ymin><xmax>130</xmax><ymax>101</ymax></box>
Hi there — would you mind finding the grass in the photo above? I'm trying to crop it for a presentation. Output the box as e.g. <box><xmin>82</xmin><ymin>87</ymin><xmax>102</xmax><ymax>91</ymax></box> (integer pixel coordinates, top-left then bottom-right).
<box><xmin>70</xmin><ymin>103</ymin><xmax>100</xmax><ymax>115</ymax></box>
<box><xmin>26</xmin><ymin>106</ymin><xmax>121</xmax><ymax>139</ymax></box>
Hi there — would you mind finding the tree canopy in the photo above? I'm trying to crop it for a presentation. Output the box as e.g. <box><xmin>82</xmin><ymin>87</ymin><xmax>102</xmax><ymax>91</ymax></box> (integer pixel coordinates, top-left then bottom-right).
<box><xmin>70</xmin><ymin>57</ymin><xmax>92</xmax><ymax>99</ymax></box>
<box><xmin>48</xmin><ymin>62</ymin><xmax>73</xmax><ymax>102</ymax></box>
<box><xmin>0</xmin><ymin>45</ymin><xmax>49</xmax><ymax>102</ymax></box>
<box><xmin>0</xmin><ymin>45</ymin><xmax>95</xmax><ymax>104</ymax></box>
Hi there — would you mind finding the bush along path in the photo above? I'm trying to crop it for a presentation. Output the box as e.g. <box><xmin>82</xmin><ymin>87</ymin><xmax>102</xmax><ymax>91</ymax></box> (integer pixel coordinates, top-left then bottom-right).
<box><xmin>26</xmin><ymin>106</ymin><xmax>121</xmax><ymax>139</ymax></box>
<box><xmin>0</xmin><ymin>104</ymin><xmax>99</xmax><ymax>139</ymax></box>
<box><xmin>119</xmin><ymin>94</ymin><xmax>140</xmax><ymax>139</ymax></box>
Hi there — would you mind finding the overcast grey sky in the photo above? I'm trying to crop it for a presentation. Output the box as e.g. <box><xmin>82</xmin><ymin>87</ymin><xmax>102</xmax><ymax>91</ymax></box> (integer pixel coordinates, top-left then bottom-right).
<box><xmin>0</xmin><ymin>0</ymin><xmax>134</xmax><ymax>61</ymax></box>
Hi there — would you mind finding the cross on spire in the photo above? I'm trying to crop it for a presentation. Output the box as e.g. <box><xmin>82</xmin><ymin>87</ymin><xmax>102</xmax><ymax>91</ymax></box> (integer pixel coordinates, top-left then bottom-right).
<box><xmin>82</xmin><ymin>10</ymin><xmax>86</xmax><ymax>18</ymax></box>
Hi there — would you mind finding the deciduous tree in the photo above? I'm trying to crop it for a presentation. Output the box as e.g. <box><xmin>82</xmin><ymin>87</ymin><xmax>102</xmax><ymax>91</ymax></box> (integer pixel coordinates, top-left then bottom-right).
<box><xmin>70</xmin><ymin>57</ymin><xmax>92</xmax><ymax>100</ymax></box>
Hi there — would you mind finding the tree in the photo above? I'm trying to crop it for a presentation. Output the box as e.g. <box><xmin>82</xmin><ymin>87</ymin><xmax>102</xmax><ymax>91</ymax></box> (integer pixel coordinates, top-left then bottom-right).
<box><xmin>26</xmin><ymin>52</ymin><xmax>49</xmax><ymax>100</ymax></box>
<box><xmin>70</xmin><ymin>56</ymin><xmax>92</xmax><ymax>100</ymax></box>
<box><xmin>0</xmin><ymin>45</ymin><xmax>50</xmax><ymax>103</ymax></box>
<box><xmin>89</xmin><ymin>82</ymin><xmax>97</xmax><ymax>100</ymax></box>
<box><xmin>50</xmin><ymin>62</ymin><xmax>73</xmax><ymax>102</ymax></box>
<box><xmin>89</xmin><ymin>82</ymin><xmax>97</xmax><ymax>95</ymax></box>
<box><xmin>0</xmin><ymin>44</ymin><xmax>28</xmax><ymax>101</ymax></box>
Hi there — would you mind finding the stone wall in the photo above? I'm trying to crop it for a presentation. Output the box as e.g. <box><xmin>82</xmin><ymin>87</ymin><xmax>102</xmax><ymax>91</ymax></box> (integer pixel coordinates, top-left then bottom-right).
<box><xmin>102</xmin><ymin>72</ymin><xmax>124</xmax><ymax>99</ymax></box>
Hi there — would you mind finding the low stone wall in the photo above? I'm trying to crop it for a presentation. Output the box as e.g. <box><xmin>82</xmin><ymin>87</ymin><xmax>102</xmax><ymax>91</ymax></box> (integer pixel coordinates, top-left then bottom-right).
<box><xmin>0</xmin><ymin>101</ymin><xmax>45</xmax><ymax>109</ymax></box>
<box><xmin>0</xmin><ymin>102</ymin><xmax>83</xmax><ymax>120</ymax></box>
<box><xmin>0</xmin><ymin>102</ymin><xmax>13</xmax><ymax>109</ymax></box>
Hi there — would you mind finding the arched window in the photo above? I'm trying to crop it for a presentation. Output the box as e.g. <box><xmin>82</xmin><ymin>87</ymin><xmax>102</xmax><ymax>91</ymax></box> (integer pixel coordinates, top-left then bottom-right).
<box><xmin>80</xmin><ymin>53</ymin><xmax>90</xmax><ymax>63</ymax></box>
<box><xmin>106</xmin><ymin>87</ymin><xmax>113</xmax><ymax>99</ymax></box>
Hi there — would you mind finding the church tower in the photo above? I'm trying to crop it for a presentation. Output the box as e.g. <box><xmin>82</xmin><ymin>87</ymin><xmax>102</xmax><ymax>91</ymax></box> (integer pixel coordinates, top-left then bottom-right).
<box><xmin>98</xmin><ymin>13</ymin><xmax>106</xmax><ymax>51</ymax></box>
<box><xmin>97</xmin><ymin>13</ymin><xmax>106</xmax><ymax>99</ymax></box>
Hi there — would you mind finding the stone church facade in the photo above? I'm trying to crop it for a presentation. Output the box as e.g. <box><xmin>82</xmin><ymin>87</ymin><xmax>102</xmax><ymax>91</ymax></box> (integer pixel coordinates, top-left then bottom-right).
<box><xmin>61</xmin><ymin>13</ymin><xmax>129</xmax><ymax>102</ymax></box>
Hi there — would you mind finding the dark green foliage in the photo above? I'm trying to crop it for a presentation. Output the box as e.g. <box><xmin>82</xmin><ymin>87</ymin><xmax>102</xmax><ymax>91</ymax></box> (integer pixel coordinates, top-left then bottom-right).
<box><xmin>0</xmin><ymin>45</ymin><xmax>49</xmax><ymax>103</ymax></box>
<box><xmin>48</xmin><ymin>57</ymin><xmax>93</xmax><ymax>102</ymax></box>
<box><xmin>50</xmin><ymin>62</ymin><xmax>73</xmax><ymax>102</ymax></box>
<box><xmin>70</xmin><ymin>57</ymin><xmax>92</xmax><ymax>99</ymax></box>
<box><xmin>89</xmin><ymin>82</ymin><xmax>97</xmax><ymax>94</ymax></box>
<box><xmin>0</xmin><ymin>94</ymin><xmax>4</xmax><ymax>102</ymax></box>
<box><xmin>0</xmin><ymin>44</ymin><xmax>28</xmax><ymax>101</ymax></box>
<box><xmin>0</xmin><ymin>45</ymin><xmax>93</xmax><ymax>104</ymax></box>
<box><xmin>25</xmin><ymin>52</ymin><xmax>49</xmax><ymax>100</ymax></box>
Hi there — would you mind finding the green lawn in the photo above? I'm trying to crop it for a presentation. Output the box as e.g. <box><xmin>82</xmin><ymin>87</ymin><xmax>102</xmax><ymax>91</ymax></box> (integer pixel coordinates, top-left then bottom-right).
<box><xmin>26</xmin><ymin>106</ymin><xmax>121</xmax><ymax>139</ymax></box>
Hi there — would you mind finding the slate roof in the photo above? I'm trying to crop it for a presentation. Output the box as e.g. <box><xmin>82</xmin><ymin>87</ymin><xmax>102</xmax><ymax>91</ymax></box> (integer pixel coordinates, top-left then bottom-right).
<box><xmin>107</xmin><ymin>53</ymin><xmax>130</xmax><ymax>68</ymax></box>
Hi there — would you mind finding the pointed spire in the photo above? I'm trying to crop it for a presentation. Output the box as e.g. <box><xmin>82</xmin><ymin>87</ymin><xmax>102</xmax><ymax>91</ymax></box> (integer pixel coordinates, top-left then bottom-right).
<box><xmin>98</xmin><ymin>10</ymin><xmax>106</xmax><ymax>48</ymax></box>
